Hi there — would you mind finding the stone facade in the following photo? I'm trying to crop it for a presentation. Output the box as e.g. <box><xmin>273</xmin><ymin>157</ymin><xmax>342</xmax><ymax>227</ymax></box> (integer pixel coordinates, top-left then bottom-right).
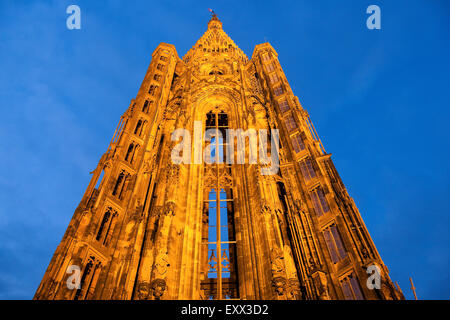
<box><xmin>34</xmin><ymin>15</ymin><xmax>404</xmax><ymax>300</ymax></box>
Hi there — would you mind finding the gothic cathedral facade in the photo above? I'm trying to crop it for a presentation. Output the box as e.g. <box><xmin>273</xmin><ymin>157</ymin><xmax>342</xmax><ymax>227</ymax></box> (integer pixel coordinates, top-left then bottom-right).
<box><xmin>34</xmin><ymin>15</ymin><xmax>404</xmax><ymax>300</ymax></box>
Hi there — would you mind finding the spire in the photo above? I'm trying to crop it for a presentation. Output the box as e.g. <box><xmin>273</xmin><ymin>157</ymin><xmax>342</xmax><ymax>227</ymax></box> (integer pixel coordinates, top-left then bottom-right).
<box><xmin>182</xmin><ymin>11</ymin><xmax>248</xmax><ymax>62</ymax></box>
<box><xmin>207</xmin><ymin>9</ymin><xmax>222</xmax><ymax>29</ymax></box>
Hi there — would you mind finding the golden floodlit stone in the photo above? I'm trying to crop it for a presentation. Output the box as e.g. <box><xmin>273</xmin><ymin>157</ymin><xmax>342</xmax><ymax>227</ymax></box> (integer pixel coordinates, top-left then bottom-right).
<box><xmin>34</xmin><ymin>14</ymin><xmax>404</xmax><ymax>300</ymax></box>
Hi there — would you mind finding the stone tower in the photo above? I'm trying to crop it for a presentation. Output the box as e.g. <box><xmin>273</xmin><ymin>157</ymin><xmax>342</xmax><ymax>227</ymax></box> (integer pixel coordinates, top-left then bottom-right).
<box><xmin>34</xmin><ymin>14</ymin><xmax>404</xmax><ymax>300</ymax></box>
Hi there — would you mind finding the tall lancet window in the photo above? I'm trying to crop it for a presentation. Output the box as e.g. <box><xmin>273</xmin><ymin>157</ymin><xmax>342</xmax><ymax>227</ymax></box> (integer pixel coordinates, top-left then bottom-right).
<box><xmin>73</xmin><ymin>256</ymin><xmax>102</xmax><ymax>300</ymax></box>
<box><xmin>96</xmin><ymin>207</ymin><xmax>118</xmax><ymax>247</ymax></box>
<box><xmin>203</xmin><ymin>188</ymin><xmax>238</xmax><ymax>300</ymax></box>
<box><xmin>201</xmin><ymin>110</ymin><xmax>238</xmax><ymax>300</ymax></box>
<box><xmin>205</xmin><ymin>110</ymin><xmax>228</xmax><ymax>163</ymax></box>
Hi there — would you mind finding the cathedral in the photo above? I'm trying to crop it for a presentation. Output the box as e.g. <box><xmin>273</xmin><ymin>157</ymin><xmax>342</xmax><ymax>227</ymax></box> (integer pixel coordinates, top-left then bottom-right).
<box><xmin>34</xmin><ymin>14</ymin><xmax>404</xmax><ymax>300</ymax></box>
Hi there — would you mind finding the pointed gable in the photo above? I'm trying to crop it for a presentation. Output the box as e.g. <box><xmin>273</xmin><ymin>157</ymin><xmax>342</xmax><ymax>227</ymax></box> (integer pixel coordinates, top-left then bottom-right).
<box><xmin>183</xmin><ymin>14</ymin><xmax>248</xmax><ymax>64</ymax></box>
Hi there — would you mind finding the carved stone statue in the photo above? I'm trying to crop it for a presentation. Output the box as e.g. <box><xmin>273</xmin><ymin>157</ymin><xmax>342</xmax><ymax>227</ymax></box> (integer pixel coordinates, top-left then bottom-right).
<box><xmin>270</xmin><ymin>247</ymin><xmax>285</xmax><ymax>277</ymax></box>
<box><xmin>272</xmin><ymin>277</ymin><xmax>287</xmax><ymax>296</ymax></box>
<box><xmin>270</xmin><ymin>247</ymin><xmax>287</xmax><ymax>297</ymax></box>
<box><xmin>150</xmin><ymin>279</ymin><xmax>167</xmax><ymax>300</ymax></box>
<box><xmin>136</xmin><ymin>282</ymin><xmax>150</xmax><ymax>300</ymax></box>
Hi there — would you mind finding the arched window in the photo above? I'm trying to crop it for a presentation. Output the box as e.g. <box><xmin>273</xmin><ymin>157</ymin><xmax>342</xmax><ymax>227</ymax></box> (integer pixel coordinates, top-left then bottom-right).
<box><xmin>310</xmin><ymin>187</ymin><xmax>329</xmax><ymax>216</ymax></box>
<box><xmin>203</xmin><ymin>188</ymin><xmax>238</xmax><ymax>299</ymax></box>
<box><xmin>133</xmin><ymin>120</ymin><xmax>147</xmax><ymax>137</ymax></box>
<box><xmin>340</xmin><ymin>272</ymin><xmax>364</xmax><ymax>300</ymax></box>
<box><xmin>74</xmin><ymin>259</ymin><xmax>93</xmax><ymax>300</ymax></box>
<box><xmin>134</xmin><ymin>120</ymin><xmax>143</xmax><ymax>135</ymax></box>
<box><xmin>112</xmin><ymin>172</ymin><xmax>124</xmax><ymax>196</ymax></box>
<box><xmin>205</xmin><ymin>110</ymin><xmax>228</xmax><ymax>164</ymax></box>
<box><xmin>73</xmin><ymin>256</ymin><xmax>102</xmax><ymax>300</ymax></box>
<box><xmin>96</xmin><ymin>209</ymin><xmax>111</xmax><ymax>241</ymax></box>
<box><xmin>142</xmin><ymin>100</ymin><xmax>153</xmax><ymax>114</ymax></box>
<box><xmin>323</xmin><ymin>224</ymin><xmax>347</xmax><ymax>263</ymax></box>
<box><xmin>142</xmin><ymin>100</ymin><xmax>149</xmax><ymax>113</ymax></box>
<box><xmin>112</xmin><ymin>170</ymin><xmax>128</xmax><ymax>200</ymax></box>
<box><xmin>201</xmin><ymin>110</ymin><xmax>238</xmax><ymax>299</ymax></box>
<box><xmin>291</xmin><ymin>133</ymin><xmax>305</xmax><ymax>153</ymax></box>
<box><xmin>130</xmin><ymin>145</ymin><xmax>140</xmax><ymax>164</ymax></box>
<box><xmin>140</xmin><ymin>121</ymin><xmax>147</xmax><ymax>137</ymax></box>
<box><xmin>148</xmin><ymin>85</ymin><xmax>158</xmax><ymax>95</ymax></box>
<box><xmin>124</xmin><ymin>142</ymin><xmax>140</xmax><ymax>164</ymax></box>
<box><xmin>125</xmin><ymin>143</ymin><xmax>134</xmax><ymax>162</ymax></box>
<box><xmin>299</xmin><ymin>157</ymin><xmax>316</xmax><ymax>181</ymax></box>
<box><xmin>96</xmin><ymin>207</ymin><xmax>118</xmax><ymax>246</ymax></box>
<box><xmin>209</xmin><ymin>70</ymin><xmax>223</xmax><ymax>76</ymax></box>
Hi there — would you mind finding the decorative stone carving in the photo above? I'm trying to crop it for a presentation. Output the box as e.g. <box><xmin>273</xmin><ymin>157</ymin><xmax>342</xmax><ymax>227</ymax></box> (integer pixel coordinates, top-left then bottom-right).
<box><xmin>260</xmin><ymin>200</ymin><xmax>271</xmax><ymax>215</ymax></box>
<box><xmin>270</xmin><ymin>247</ymin><xmax>287</xmax><ymax>297</ymax></box>
<box><xmin>104</xmin><ymin>157</ymin><xmax>113</xmax><ymax>169</ymax></box>
<box><xmin>166</xmin><ymin>162</ymin><xmax>180</xmax><ymax>185</ymax></box>
<box><xmin>283</xmin><ymin>245</ymin><xmax>301</xmax><ymax>300</ymax></box>
<box><xmin>34</xmin><ymin>15</ymin><xmax>404</xmax><ymax>302</ymax></box>
<box><xmin>154</xmin><ymin>249</ymin><xmax>170</xmax><ymax>276</ymax></box>
<box><xmin>311</xmin><ymin>271</ymin><xmax>330</xmax><ymax>300</ymax></box>
<box><xmin>272</xmin><ymin>277</ymin><xmax>287</xmax><ymax>296</ymax></box>
<box><xmin>164</xmin><ymin>201</ymin><xmax>175</xmax><ymax>216</ymax></box>
<box><xmin>270</xmin><ymin>245</ymin><xmax>302</xmax><ymax>299</ymax></box>
<box><xmin>142</xmin><ymin>160</ymin><xmax>152</xmax><ymax>175</ymax></box>
<box><xmin>150</xmin><ymin>279</ymin><xmax>167</xmax><ymax>300</ymax></box>
<box><xmin>270</xmin><ymin>247</ymin><xmax>285</xmax><ymax>277</ymax></box>
<box><xmin>287</xmin><ymin>279</ymin><xmax>301</xmax><ymax>300</ymax></box>
<box><xmin>136</xmin><ymin>282</ymin><xmax>150</xmax><ymax>300</ymax></box>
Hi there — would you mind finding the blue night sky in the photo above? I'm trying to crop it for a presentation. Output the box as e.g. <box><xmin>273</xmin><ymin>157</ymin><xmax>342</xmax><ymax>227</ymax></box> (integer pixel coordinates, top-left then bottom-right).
<box><xmin>0</xmin><ymin>0</ymin><xmax>449</xmax><ymax>299</ymax></box>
